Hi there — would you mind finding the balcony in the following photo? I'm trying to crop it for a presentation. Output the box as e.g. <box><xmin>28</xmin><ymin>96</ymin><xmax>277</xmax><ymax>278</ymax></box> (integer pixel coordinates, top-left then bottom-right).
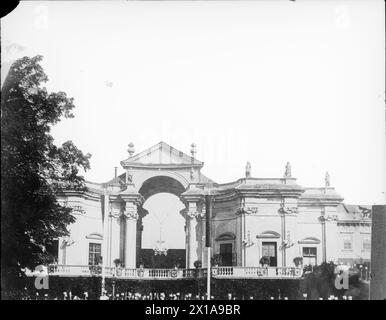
<box><xmin>213</xmin><ymin>266</ymin><xmax>303</xmax><ymax>279</ymax></box>
<box><xmin>27</xmin><ymin>265</ymin><xmax>303</xmax><ymax>280</ymax></box>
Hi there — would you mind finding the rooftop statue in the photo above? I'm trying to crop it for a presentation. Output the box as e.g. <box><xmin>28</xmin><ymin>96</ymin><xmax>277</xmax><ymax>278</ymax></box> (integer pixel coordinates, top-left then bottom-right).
<box><xmin>245</xmin><ymin>162</ymin><xmax>251</xmax><ymax>178</ymax></box>
<box><xmin>325</xmin><ymin>171</ymin><xmax>330</xmax><ymax>187</ymax></box>
<box><xmin>284</xmin><ymin>162</ymin><xmax>291</xmax><ymax>178</ymax></box>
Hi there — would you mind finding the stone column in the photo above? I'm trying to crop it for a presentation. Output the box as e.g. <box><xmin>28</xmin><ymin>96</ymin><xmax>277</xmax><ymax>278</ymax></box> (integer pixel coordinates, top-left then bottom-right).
<box><xmin>108</xmin><ymin>212</ymin><xmax>121</xmax><ymax>267</ymax></box>
<box><xmin>180</xmin><ymin>185</ymin><xmax>205</xmax><ymax>268</ymax></box>
<box><xmin>123</xmin><ymin>204</ymin><xmax>139</xmax><ymax>268</ymax></box>
<box><xmin>120</xmin><ymin>184</ymin><xmax>143</xmax><ymax>268</ymax></box>
<box><xmin>186</xmin><ymin>203</ymin><xmax>203</xmax><ymax>268</ymax></box>
<box><xmin>119</xmin><ymin>215</ymin><xmax>125</xmax><ymax>263</ymax></box>
<box><xmin>136</xmin><ymin>207</ymin><xmax>148</xmax><ymax>266</ymax></box>
<box><xmin>319</xmin><ymin>208</ymin><xmax>327</xmax><ymax>263</ymax></box>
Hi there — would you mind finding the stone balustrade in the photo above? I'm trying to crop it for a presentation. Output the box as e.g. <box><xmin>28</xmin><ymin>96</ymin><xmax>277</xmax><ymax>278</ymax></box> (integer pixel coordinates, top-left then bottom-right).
<box><xmin>214</xmin><ymin>266</ymin><xmax>303</xmax><ymax>278</ymax></box>
<box><xmin>26</xmin><ymin>265</ymin><xmax>303</xmax><ymax>280</ymax></box>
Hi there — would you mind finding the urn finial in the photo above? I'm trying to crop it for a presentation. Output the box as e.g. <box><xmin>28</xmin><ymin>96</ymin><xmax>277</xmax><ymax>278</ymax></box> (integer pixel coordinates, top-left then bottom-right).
<box><xmin>127</xmin><ymin>142</ymin><xmax>135</xmax><ymax>156</ymax></box>
<box><xmin>191</xmin><ymin>143</ymin><xmax>196</xmax><ymax>158</ymax></box>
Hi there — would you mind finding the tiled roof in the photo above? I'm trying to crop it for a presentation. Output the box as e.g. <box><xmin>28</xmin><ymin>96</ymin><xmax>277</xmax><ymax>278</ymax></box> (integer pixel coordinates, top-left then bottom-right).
<box><xmin>337</xmin><ymin>203</ymin><xmax>372</xmax><ymax>219</ymax></box>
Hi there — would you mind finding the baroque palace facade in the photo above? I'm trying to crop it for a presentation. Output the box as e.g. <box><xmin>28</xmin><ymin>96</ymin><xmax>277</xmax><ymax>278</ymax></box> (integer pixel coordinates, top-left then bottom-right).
<box><xmin>50</xmin><ymin>142</ymin><xmax>371</xmax><ymax>279</ymax></box>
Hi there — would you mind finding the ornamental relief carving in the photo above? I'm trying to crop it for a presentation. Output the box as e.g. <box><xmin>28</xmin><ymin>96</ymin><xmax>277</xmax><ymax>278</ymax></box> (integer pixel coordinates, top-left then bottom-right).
<box><xmin>236</xmin><ymin>206</ymin><xmax>258</xmax><ymax>215</ymax></box>
<box><xmin>124</xmin><ymin>207</ymin><xmax>139</xmax><ymax>220</ymax></box>
<box><xmin>69</xmin><ymin>205</ymin><xmax>86</xmax><ymax>215</ymax></box>
<box><xmin>279</xmin><ymin>206</ymin><xmax>298</xmax><ymax>215</ymax></box>
<box><xmin>318</xmin><ymin>214</ymin><xmax>338</xmax><ymax>222</ymax></box>
<box><xmin>109</xmin><ymin>210</ymin><xmax>121</xmax><ymax>219</ymax></box>
<box><xmin>186</xmin><ymin>210</ymin><xmax>204</xmax><ymax>220</ymax></box>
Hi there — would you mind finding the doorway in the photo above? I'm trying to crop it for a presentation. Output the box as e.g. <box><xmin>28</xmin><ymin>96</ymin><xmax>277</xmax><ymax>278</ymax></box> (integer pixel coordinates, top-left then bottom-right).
<box><xmin>220</xmin><ymin>243</ymin><xmax>233</xmax><ymax>266</ymax></box>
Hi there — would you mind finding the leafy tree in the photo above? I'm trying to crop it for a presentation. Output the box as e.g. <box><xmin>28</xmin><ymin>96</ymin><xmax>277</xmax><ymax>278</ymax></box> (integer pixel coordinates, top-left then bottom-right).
<box><xmin>1</xmin><ymin>56</ymin><xmax>91</xmax><ymax>295</ymax></box>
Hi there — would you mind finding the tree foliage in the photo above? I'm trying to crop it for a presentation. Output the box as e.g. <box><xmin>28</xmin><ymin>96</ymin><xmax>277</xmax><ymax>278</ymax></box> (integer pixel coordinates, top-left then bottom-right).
<box><xmin>1</xmin><ymin>56</ymin><xmax>91</xmax><ymax>292</ymax></box>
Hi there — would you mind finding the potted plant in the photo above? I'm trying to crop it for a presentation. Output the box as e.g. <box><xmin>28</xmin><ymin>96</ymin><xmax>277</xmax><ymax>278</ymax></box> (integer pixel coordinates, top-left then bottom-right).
<box><xmin>211</xmin><ymin>254</ymin><xmax>222</xmax><ymax>267</ymax></box>
<box><xmin>113</xmin><ymin>258</ymin><xmax>121</xmax><ymax>268</ymax></box>
<box><xmin>259</xmin><ymin>256</ymin><xmax>270</xmax><ymax>267</ymax></box>
<box><xmin>193</xmin><ymin>260</ymin><xmax>202</xmax><ymax>278</ymax></box>
<box><xmin>193</xmin><ymin>260</ymin><xmax>202</xmax><ymax>269</ymax></box>
<box><xmin>293</xmin><ymin>257</ymin><xmax>303</xmax><ymax>267</ymax></box>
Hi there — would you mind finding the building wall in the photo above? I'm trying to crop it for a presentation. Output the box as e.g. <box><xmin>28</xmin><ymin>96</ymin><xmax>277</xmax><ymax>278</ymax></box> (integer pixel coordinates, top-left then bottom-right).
<box><xmin>370</xmin><ymin>205</ymin><xmax>386</xmax><ymax>300</ymax></box>
<box><xmin>297</xmin><ymin>206</ymin><xmax>324</xmax><ymax>265</ymax></box>
<box><xmin>337</xmin><ymin>224</ymin><xmax>371</xmax><ymax>264</ymax></box>
<box><xmin>58</xmin><ymin>191</ymin><xmax>372</xmax><ymax>269</ymax></box>
<box><xmin>58</xmin><ymin>195</ymin><xmax>103</xmax><ymax>266</ymax></box>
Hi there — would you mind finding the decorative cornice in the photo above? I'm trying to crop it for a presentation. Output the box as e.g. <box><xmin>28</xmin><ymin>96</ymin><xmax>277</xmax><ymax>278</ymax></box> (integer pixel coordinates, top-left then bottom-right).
<box><xmin>180</xmin><ymin>185</ymin><xmax>206</xmax><ymax>202</ymax></box>
<box><xmin>121</xmin><ymin>163</ymin><xmax>203</xmax><ymax>170</ymax></box>
<box><xmin>119</xmin><ymin>183</ymin><xmax>144</xmax><ymax>206</ymax></box>
<box><xmin>85</xmin><ymin>233</ymin><xmax>103</xmax><ymax>240</ymax></box>
<box><xmin>298</xmin><ymin>237</ymin><xmax>321</xmax><ymax>244</ymax></box>
<box><xmin>235</xmin><ymin>185</ymin><xmax>305</xmax><ymax>198</ymax></box>
<box><xmin>256</xmin><ymin>231</ymin><xmax>281</xmax><ymax>239</ymax></box>
<box><xmin>58</xmin><ymin>190</ymin><xmax>101</xmax><ymax>202</ymax></box>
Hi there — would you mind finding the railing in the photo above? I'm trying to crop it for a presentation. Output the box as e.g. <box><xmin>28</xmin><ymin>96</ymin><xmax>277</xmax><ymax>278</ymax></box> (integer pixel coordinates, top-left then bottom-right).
<box><xmin>48</xmin><ymin>265</ymin><xmax>93</xmax><ymax>277</ymax></box>
<box><xmin>27</xmin><ymin>265</ymin><xmax>302</xmax><ymax>279</ymax></box>
<box><xmin>214</xmin><ymin>266</ymin><xmax>302</xmax><ymax>279</ymax></box>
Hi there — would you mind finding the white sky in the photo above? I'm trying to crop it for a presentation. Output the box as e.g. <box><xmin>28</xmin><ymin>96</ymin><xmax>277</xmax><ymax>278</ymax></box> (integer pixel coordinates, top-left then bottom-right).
<box><xmin>2</xmin><ymin>1</ymin><xmax>385</xmax><ymax>216</ymax></box>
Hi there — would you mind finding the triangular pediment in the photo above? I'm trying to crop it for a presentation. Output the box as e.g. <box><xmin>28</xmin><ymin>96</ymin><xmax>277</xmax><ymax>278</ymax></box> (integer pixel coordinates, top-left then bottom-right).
<box><xmin>120</xmin><ymin>142</ymin><xmax>203</xmax><ymax>167</ymax></box>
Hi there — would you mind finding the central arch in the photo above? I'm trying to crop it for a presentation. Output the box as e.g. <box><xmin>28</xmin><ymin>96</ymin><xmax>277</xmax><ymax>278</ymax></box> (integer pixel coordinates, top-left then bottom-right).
<box><xmin>136</xmin><ymin>175</ymin><xmax>187</xmax><ymax>268</ymax></box>
<box><xmin>138</xmin><ymin>175</ymin><xmax>186</xmax><ymax>199</ymax></box>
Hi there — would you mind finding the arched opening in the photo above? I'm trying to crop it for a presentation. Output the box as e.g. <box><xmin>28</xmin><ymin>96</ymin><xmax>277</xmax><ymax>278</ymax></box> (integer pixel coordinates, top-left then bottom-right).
<box><xmin>137</xmin><ymin>176</ymin><xmax>186</xmax><ymax>268</ymax></box>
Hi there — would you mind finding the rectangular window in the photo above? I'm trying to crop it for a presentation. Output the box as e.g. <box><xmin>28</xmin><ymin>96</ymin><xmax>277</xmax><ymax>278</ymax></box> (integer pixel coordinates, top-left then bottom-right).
<box><xmin>220</xmin><ymin>243</ymin><xmax>233</xmax><ymax>266</ymax></box>
<box><xmin>302</xmin><ymin>247</ymin><xmax>317</xmax><ymax>266</ymax></box>
<box><xmin>262</xmin><ymin>242</ymin><xmax>277</xmax><ymax>266</ymax></box>
<box><xmin>303</xmin><ymin>247</ymin><xmax>317</xmax><ymax>257</ymax></box>
<box><xmin>362</xmin><ymin>234</ymin><xmax>371</xmax><ymax>251</ymax></box>
<box><xmin>343</xmin><ymin>234</ymin><xmax>353</xmax><ymax>250</ymax></box>
<box><xmin>89</xmin><ymin>243</ymin><xmax>101</xmax><ymax>266</ymax></box>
